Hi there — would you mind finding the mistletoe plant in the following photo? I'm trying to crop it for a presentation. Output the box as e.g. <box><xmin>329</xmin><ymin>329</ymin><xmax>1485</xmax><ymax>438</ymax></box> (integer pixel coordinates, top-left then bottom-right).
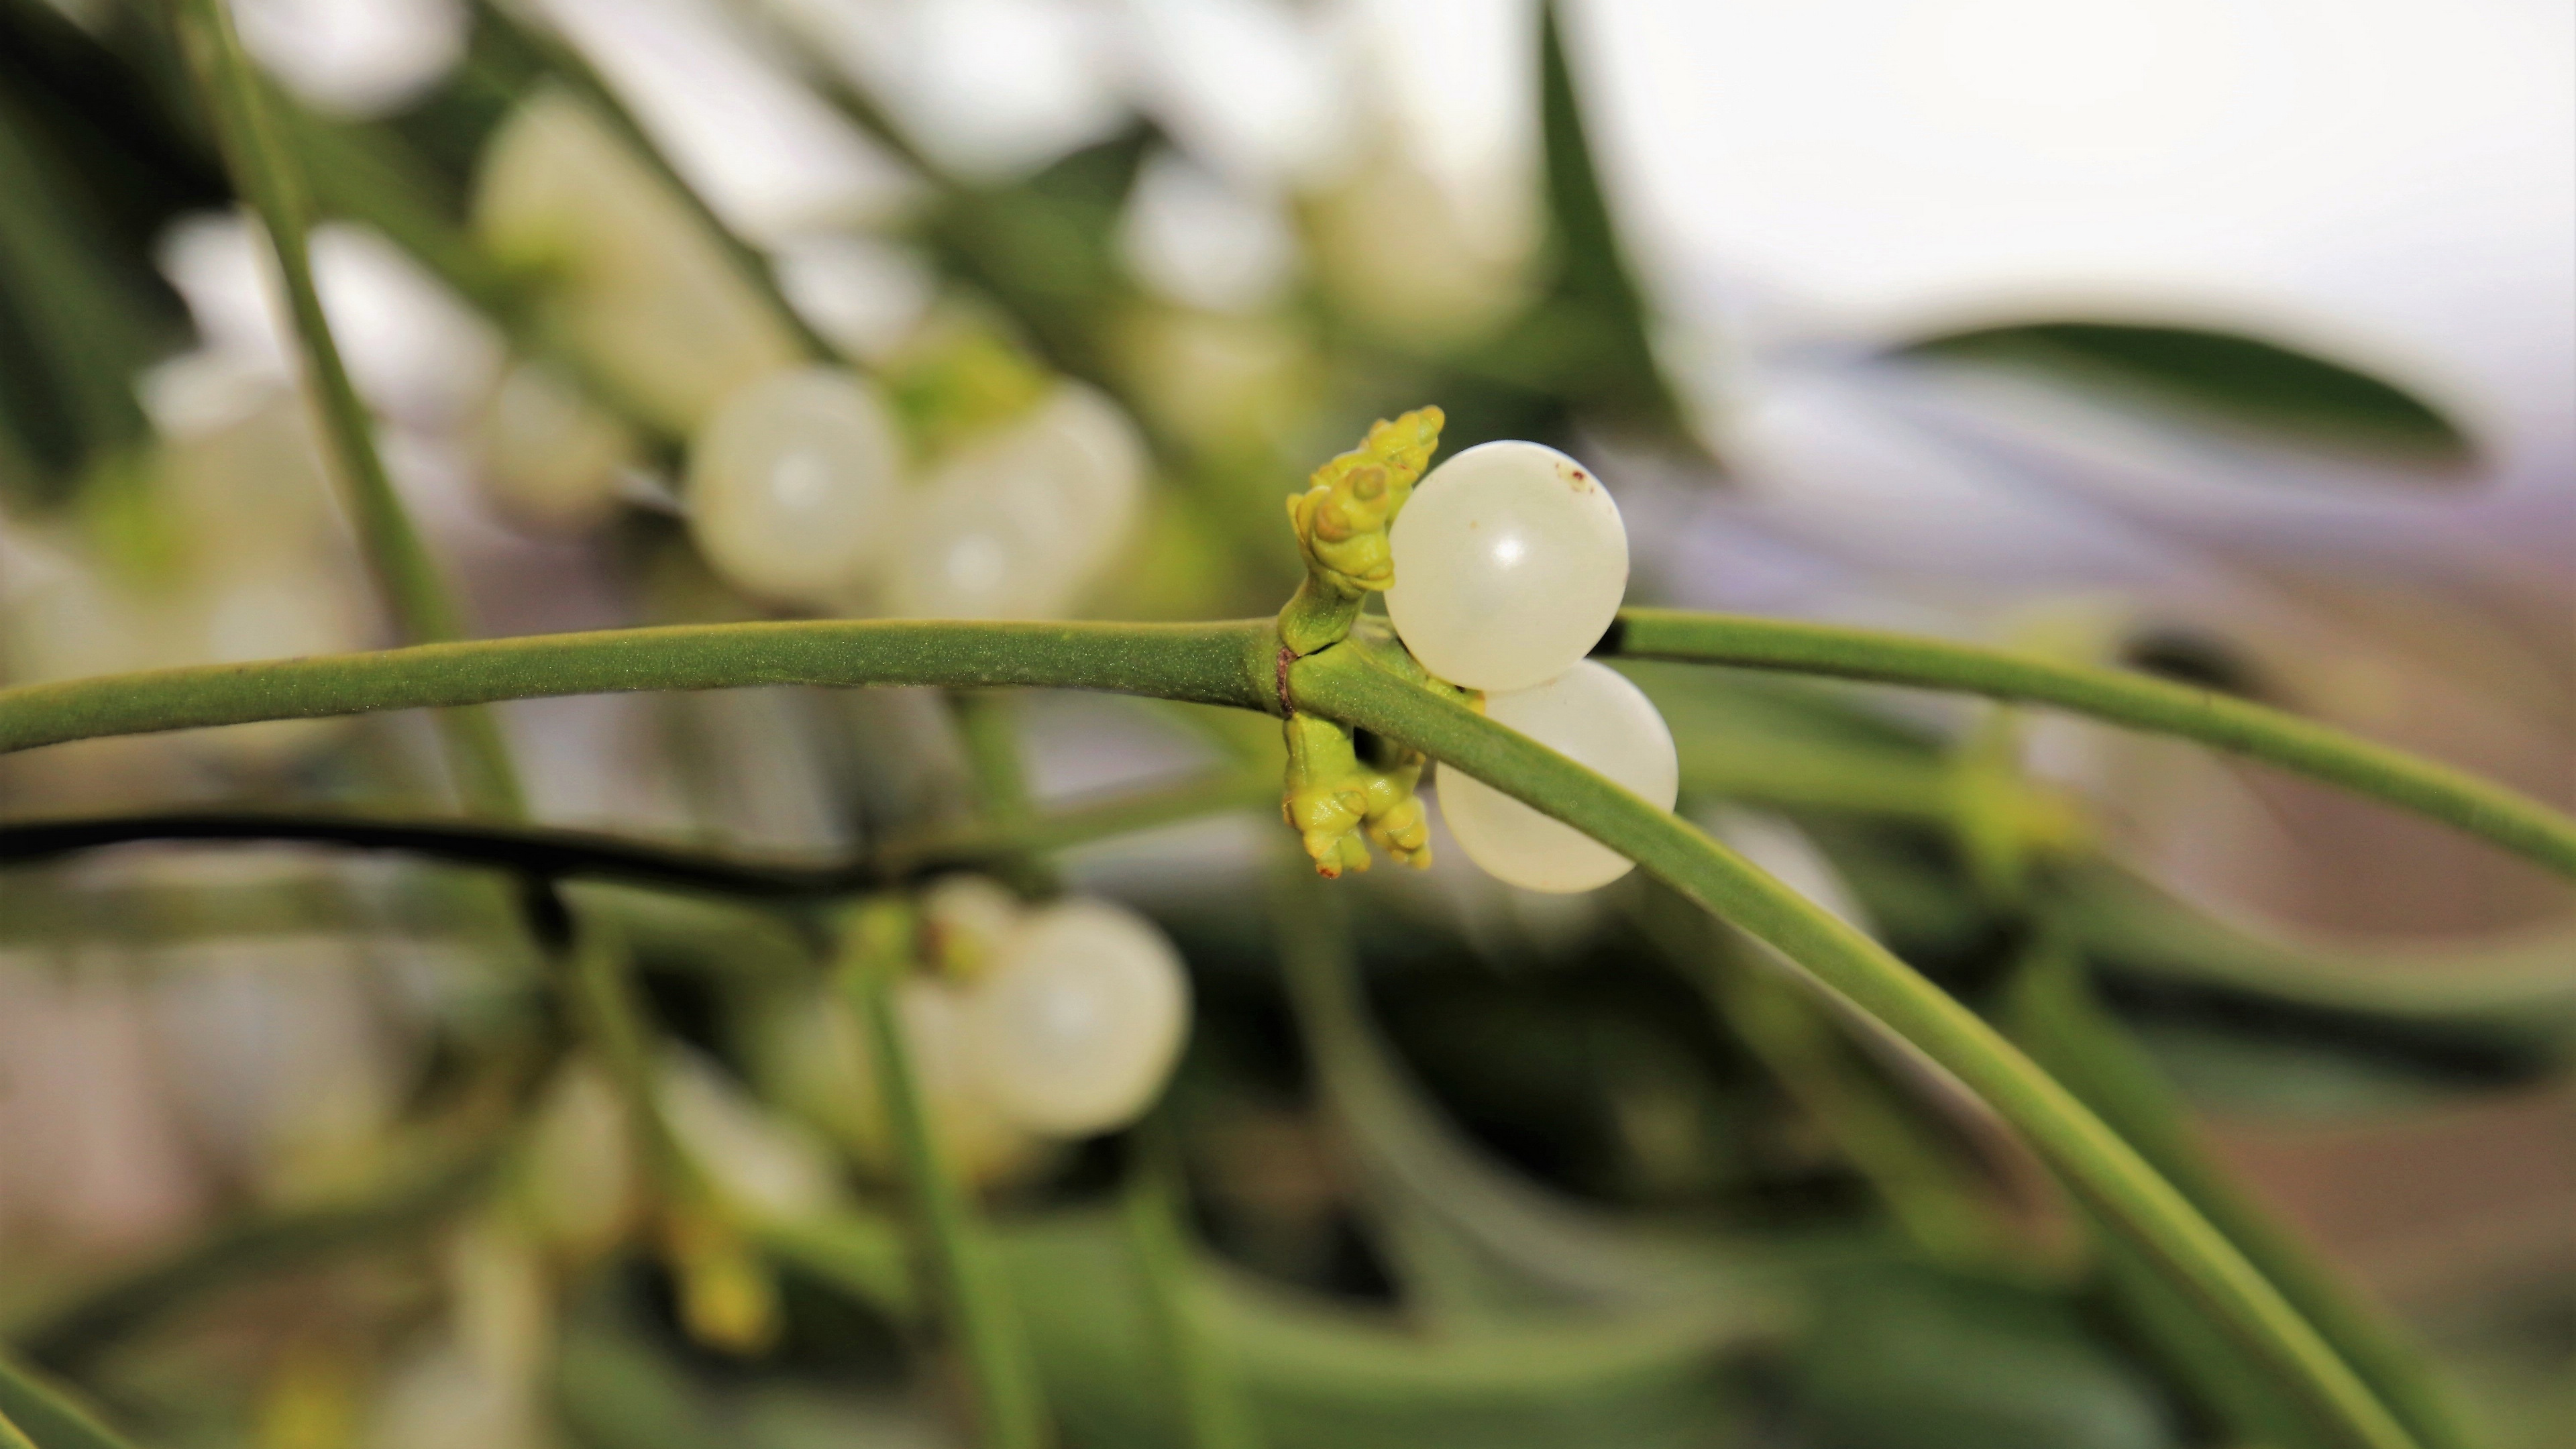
<box><xmin>4</xmin><ymin>3</ymin><xmax>2573</xmax><ymax>1449</ymax></box>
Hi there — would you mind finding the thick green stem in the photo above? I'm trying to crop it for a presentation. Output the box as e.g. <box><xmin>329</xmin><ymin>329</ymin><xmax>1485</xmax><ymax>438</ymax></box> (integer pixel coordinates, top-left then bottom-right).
<box><xmin>838</xmin><ymin>902</ymin><xmax>1051</xmax><ymax>1449</ymax></box>
<box><xmin>1287</xmin><ymin>641</ymin><xmax>2420</xmax><ymax>1449</ymax></box>
<box><xmin>0</xmin><ymin>619</ymin><xmax>1279</xmax><ymax>756</ymax></box>
<box><xmin>1606</xmin><ymin>608</ymin><xmax>2576</xmax><ymax>882</ymax></box>
<box><xmin>162</xmin><ymin>0</ymin><xmax>521</xmax><ymax>815</ymax></box>
<box><xmin>1275</xmin><ymin>578</ymin><xmax>1363</xmax><ymax>659</ymax></box>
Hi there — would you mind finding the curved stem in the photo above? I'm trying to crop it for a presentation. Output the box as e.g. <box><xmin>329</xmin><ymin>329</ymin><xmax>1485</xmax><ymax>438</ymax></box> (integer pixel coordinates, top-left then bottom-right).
<box><xmin>2065</xmin><ymin>864</ymin><xmax>2576</xmax><ymax>1029</ymax></box>
<box><xmin>1287</xmin><ymin>641</ymin><xmax>2419</xmax><ymax>1449</ymax></box>
<box><xmin>0</xmin><ymin>619</ymin><xmax>1279</xmax><ymax>757</ymax></box>
<box><xmin>1605</xmin><ymin>608</ymin><xmax>2576</xmax><ymax>882</ymax></box>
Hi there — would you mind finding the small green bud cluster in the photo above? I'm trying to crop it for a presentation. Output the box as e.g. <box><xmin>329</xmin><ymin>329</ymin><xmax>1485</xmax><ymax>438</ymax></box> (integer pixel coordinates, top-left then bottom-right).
<box><xmin>1283</xmin><ymin>712</ymin><xmax>1433</xmax><ymax>878</ymax></box>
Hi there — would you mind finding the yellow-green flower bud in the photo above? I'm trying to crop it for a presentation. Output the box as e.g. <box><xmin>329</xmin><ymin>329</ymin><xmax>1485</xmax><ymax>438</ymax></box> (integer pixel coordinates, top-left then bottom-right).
<box><xmin>1277</xmin><ymin>406</ymin><xmax>1444</xmax><ymax>655</ymax></box>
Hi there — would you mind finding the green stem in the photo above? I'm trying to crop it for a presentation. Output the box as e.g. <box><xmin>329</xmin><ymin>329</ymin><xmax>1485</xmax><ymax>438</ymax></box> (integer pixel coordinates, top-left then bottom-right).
<box><xmin>837</xmin><ymin>902</ymin><xmax>1051</xmax><ymax>1449</ymax></box>
<box><xmin>1120</xmin><ymin>1116</ymin><xmax>1260</xmax><ymax>1449</ymax></box>
<box><xmin>1605</xmin><ymin>608</ymin><xmax>2576</xmax><ymax>882</ymax></box>
<box><xmin>1287</xmin><ymin>639</ymin><xmax>2419</xmax><ymax>1449</ymax></box>
<box><xmin>0</xmin><ymin>619</ymin><xmax>1278</xmax><ymax>756</ymax></box>
<box><xmin>946</xmin><ymin>690</ymin><xmax>1058</xmax><ymax>894</ymax></box>
<box><xmin>0</xmin><ymin>1356</ymin><xmax>138</xmax><ymax>1449</ymax></box>
<box><xmin>0</xmin><ymin>1404</ymin><xmax>34</xmax><ymax>1449</ymax></box>
<box><xmin>1275</xmin><ymin>578</ymin><xmax>1363</xmax><ymax>659</ymax></box>
<box><xmin>566</xmin><ymin>910</ymin><xmax>780</xmax><ymax>1351</ymax></box>
<box><xmin>161</xmin><ymin>0</ymin><xmax>522</xmax><ymax>816</ymax></box>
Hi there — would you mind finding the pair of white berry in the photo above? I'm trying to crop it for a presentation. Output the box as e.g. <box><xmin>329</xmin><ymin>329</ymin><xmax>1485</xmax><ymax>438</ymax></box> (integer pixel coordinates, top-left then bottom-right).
<box><xmin>1383</xmin><ymin>442</ymin><xmax>1679</xmax><ymax>893</ymax></box>
<box><xmin>686</xmin><ymin>368</ymin><xmax>1145</xmax><ymax>618</ymax></box>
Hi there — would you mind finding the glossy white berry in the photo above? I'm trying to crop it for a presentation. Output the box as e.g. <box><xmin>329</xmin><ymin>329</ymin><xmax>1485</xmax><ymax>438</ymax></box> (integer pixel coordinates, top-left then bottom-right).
<box><xmin>887</xmin><ymin>384</ymin><xmax>1147</xmax><ymax>620</ymax></box>
<box><xmin>1439</xmin><ymin>660</ymin><xmax>1677</xmax><ymax>893</ymax></box>
<box><xmin>1384</xmin><ymin>440</ymin><xmax>1628</xmax><ymax>692</ymax></box>
<box><xmin>961</xmin><ymin>898</ymin><xmax>1189</xmax><ymax>1137</ymax></box>
<box><xmin>686</xmin><ymin>367</ymin><xmax>904</xmax><ymax>608</ymax></box>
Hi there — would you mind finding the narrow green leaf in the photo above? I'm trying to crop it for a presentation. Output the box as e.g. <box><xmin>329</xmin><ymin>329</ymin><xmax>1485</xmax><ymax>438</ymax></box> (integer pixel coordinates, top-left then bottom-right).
<box><xmin>2065</xmin><ymin>865</ymin><xmax>2576</xmax><ymax>1036</ymax></box>
<box><xmin>1529</xmin><ymin>1</ymin><xmax>1686</xmax><ymax>434</ymax></box>
<box><xmin>1999</xmin><ymin>940</ymin><xmax>2477</xmax><ymax>1449</ymax></box>
<box><xmin>1900</xmin><ymin>321</ymin><xmax>2475</xmax><ymax>473</ymax></box>
<box><xmin>0</xmin><ymin>86</ymin><xmax>164</xmax><ymax>468</ymax></box>
<box><xmin>1122</xmin><ymin>1116</ymin><xmax>1263</xmax><ymax>1449</ymax></box>
<box><xmin>0</xmin><ymin>1354</ymin><xmax>142</xmax><ymax>1449</ymax></box>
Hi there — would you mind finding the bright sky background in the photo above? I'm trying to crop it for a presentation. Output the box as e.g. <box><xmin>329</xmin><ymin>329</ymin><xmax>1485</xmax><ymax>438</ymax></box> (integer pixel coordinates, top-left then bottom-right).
<box><xmin>1580</xmin><ymin>0</ymin><xmax>2575</xmax><ymax>451</ymax></box>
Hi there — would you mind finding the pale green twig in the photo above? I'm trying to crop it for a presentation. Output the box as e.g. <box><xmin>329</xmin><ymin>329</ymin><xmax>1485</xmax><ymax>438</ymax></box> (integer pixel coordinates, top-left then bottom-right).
<box><xmin>838</xmin><ymin>900</ymin><xmax>1051</xmax><ymax>1448</ymax></box>
<box><xmin>161</xmin><ymin>0</ymin><xmax>522</xmax><ymax>814</ymax></box>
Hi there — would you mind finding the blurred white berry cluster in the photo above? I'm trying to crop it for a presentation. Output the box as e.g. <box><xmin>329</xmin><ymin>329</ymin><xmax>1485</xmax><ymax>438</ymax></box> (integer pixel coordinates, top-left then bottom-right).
<box><xmin>751</xmin><ymin>876</ymin><xmax>1189</xmax><ymax>1184</ymax></box>
<box><xmin>470</xmin><ymin>91</ymin><xmax>1149</xmax><ymax>621</ymax></box>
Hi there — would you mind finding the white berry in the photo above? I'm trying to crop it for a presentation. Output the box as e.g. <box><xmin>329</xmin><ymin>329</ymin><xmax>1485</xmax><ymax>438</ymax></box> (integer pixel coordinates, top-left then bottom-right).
<box><xmin>1438</xmin><ymin>660</ymin><xmax>1677</xmax><ymax>893</ymax></box>
<box><xmin>1384</xmin><ymin>440</ymin><xmax>1628</xmax><ymax>692</ymax></box>
<box><xmin>887</xmin><ymin>384</ymin><xmax>1147</xmax><ymax>620</ymax></box>
<box><xmin>960</xmin><ymin>898</ymin><xmax>1189</xmax><ymax>1136</ymax></box>
<box><xmin>686</xmin><ymin>367</ymin><xmax>904</xmax><ymax>609</ymax></box>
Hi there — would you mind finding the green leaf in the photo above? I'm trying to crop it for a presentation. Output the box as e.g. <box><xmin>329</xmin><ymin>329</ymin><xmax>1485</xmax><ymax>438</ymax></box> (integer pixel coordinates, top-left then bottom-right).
<box><xmin>1898</xmin><ymin>321</ymin><xmax>2476</xmax><ymax>474</ymax></box>
<box><xmin>1997</xmin><ymin>942</ymin><xmax>2477</xmax><ymax>1449</ymax></box>
<box><xmin>774</xmin><ymin>1206</ymin><xmax>1772</xmax><ymax>1449</ymax></box>
<box><xmin>1519</xmin><ymin>1</ymin><xmax>1690</xmax><ymax>438</ymax></box>
<box><xmin>1794</xmin><ymin>1263</ymin><xmax>2176</xmax><ymax>1449</ymax></box>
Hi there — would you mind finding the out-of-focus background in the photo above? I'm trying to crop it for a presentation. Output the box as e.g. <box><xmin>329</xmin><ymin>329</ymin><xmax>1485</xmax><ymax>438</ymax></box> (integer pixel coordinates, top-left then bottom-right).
<box><xmin>0</xmin><ymin>1</ymin><xmax>2569</xmax><ymax>1446</ymax></box>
